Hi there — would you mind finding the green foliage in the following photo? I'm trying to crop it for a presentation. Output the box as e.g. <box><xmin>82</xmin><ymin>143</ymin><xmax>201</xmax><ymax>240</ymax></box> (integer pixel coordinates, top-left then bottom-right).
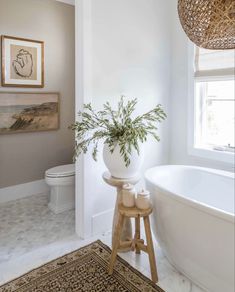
<box><xmin>70</xmin><ymin>96</ymin><xmax>167</xmax><ymax>167</ymax></box>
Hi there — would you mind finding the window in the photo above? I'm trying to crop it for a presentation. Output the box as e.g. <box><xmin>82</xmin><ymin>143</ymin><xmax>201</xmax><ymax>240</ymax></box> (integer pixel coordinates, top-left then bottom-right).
<box><xmin>195</xmin><ymin>79</ymin><xmax>235</xmax><ymax>151</ymax></box>
<box><xmin>188</xmin><ymin>45</ymin><xmax>235</xmax><ymax>163</ymax></box>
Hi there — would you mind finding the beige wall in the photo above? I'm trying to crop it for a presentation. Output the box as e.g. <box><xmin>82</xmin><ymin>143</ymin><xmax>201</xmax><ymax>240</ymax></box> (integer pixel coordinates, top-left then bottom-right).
<box><xmin>0</xmin><ymin>0</ymin><xmax>75</xmax><ymax>188</ymax></box>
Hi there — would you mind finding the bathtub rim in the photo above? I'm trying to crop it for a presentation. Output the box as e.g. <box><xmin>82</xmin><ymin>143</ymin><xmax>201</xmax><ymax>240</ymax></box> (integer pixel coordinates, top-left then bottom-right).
<box><xmin>145</xmin><ymin>165</ymin><xmax>235</xmax><ymax>224</ymax></box>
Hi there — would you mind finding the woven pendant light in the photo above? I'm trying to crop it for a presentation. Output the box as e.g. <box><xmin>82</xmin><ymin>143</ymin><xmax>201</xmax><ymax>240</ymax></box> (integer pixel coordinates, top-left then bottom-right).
<box><xmin>178</xmin><ymin>0</ymin><xmax>235</xmax><ymax>50</ymax></box>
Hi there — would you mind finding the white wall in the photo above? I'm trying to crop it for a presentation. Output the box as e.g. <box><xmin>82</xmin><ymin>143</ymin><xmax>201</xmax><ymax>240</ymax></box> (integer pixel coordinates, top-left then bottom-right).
<box><xmin>76</xmin><ymin>0</ymin><xmax>234</xmax><ymax>238</ymax></box>
<box><xmin>169</xmin><ymin>0</ymin><xmax>234</xmax><ymax>172</ymax></box>
<box><xmin>76</xmin><ymin>0</ymin><xmax>172</xmax><ymax>238</ymax></box>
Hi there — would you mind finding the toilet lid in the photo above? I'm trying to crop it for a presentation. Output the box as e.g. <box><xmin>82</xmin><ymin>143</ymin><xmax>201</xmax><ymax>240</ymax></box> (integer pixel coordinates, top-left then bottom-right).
<box><xmin>46</xmin><ymin>164</ymin><xmax>75</xmax><ymax>178</ymax></box>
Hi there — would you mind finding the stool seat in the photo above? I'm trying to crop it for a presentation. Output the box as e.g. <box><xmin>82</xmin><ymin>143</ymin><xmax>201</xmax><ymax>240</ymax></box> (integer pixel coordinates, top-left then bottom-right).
<box><xmin>118</xmin><ymin>205</ymin><xmax>152</xmax><ymax>217</ymax></box>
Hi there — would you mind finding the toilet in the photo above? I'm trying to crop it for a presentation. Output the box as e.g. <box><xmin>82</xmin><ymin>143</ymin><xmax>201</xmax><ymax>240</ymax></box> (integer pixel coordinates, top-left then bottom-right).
<box><xmin>45</xmin><ymin>164</ymin><xmax>75</xmax><ymax>214</ymax></box>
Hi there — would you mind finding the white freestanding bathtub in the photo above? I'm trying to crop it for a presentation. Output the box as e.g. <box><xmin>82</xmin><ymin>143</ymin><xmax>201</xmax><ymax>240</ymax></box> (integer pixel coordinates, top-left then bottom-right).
<box><xmin>145</xmin><ymin>165</ymin><xmax>234</xmax><ymax>292</ymax></box>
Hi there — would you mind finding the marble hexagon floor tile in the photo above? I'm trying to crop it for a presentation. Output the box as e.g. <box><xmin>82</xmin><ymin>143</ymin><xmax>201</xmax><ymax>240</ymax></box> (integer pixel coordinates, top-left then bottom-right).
<box><xmin>0</xmin><ymin>193</ymin><xmax>75</xmax><ymax>263</ymax></box>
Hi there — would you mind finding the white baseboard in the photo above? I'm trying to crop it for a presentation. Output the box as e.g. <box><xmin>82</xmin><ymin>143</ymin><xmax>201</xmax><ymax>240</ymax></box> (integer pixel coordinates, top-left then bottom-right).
<box><xmin>0</xmin><ymin>179</ymin><xmax>49</xmax><ymax>204</ymax></box>
<box><xmin>92</xmin><ymin>208</ymin><xmax>114</xmax><ymax>235</ymax></box>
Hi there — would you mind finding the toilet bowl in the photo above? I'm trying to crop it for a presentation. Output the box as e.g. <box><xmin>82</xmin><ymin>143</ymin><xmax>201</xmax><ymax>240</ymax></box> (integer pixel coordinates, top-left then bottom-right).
<box><xmin>45</xmin><ymin>164</ymin><xmax>75</xmax><ymax>214</ymax></box>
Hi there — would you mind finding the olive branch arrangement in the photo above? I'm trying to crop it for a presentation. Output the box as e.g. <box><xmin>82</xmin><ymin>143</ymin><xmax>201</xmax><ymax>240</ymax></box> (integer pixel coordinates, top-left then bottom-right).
<box><xmin>70</xmin><ymin>96</ymin><xmax>167</xmax><ymax>167</ymax></box>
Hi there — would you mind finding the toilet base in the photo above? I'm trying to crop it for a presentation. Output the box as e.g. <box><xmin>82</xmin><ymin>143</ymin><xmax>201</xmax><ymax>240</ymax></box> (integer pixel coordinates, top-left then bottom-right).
<box><xmin>48</xmin><ymin>185</ymin><xmax>75</xmax><ymax>214</ymax></box>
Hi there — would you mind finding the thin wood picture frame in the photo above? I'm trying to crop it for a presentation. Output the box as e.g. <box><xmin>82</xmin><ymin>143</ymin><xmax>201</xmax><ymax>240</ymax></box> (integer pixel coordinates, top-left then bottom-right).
<box><xmin>1</xmin><ymin>35</ymin><xmax>44</xmax><ymax>88</ymax></box>
<box><xmin>0</xmin><ymin>92</ymin><xmax>60</xmax><ymax>134</ymax></box>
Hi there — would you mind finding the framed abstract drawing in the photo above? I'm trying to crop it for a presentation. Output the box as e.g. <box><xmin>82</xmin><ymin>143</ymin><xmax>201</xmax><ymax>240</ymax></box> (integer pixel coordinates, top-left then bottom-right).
<box><xmin>1</xmin><ymin>35</ymin><xmax>44</xmax><ymax>87</ymax></box>
<box><xmin>0</xmin><ymin>92</ymin><xmax>59</xmax><ymax>134</ymax></box>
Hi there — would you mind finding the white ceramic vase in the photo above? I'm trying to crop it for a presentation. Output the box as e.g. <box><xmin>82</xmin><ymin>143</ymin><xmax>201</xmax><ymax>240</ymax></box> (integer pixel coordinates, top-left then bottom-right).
<box><xmin>103</xmin><ymin>143</ymin><xmax>143</xmax><ymax>179</ymax></box>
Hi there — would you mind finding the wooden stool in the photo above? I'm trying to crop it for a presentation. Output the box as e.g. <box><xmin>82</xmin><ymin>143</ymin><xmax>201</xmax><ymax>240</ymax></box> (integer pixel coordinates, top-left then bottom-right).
<box><xmin>108</xmin><ymin>204</ymin><xmax>158</xmax><ymax>283</ymax></box>
<box><xmin>102</xmin><ymin>172</ymin><xmax>141</xmax><ymax>248</ymax></box>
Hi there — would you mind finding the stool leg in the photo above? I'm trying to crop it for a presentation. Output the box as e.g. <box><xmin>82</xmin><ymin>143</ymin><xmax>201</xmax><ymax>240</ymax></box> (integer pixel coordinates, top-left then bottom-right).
<box><xmin>108</xmin><ymin>214</ymin><xmax>124</xmax><ymax>275</ymax></box>
<box><xmin>135</xmin><ymin>215</ymin><xmax>141</xmax><ymax>254</ymax></box>
<box><xmin>143</xmin><ymin>216</ymin><xmax>158</xmax><ymax>282</ymax></box>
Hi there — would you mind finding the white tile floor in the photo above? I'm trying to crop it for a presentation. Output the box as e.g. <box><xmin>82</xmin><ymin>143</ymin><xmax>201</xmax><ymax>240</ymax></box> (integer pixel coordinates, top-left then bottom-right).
<box><xmin>0</xmin><ymin>194</ymin><xmax>206</xmax><ymax>292</ymax></box>
<box><xmin>0</xmin><ymin>194</ymin><xmax>75</xmax><ymax>263</ymax></box>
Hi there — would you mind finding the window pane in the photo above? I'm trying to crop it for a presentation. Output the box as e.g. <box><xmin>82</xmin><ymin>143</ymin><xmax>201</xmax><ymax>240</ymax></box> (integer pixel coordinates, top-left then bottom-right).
<box><xmin>206</xmin><ymin>99</ymin><xmax>234</xmax><ymax>147</ymax></box>
<box><xmin>207</xmin><ymin>80</ymin><xmax>235</xmax><ymax>100</ymax></box>
<box><xmin>196</xmin><ymin>80</ymin><xmax>235</xmax><ymax>148</ymax></box>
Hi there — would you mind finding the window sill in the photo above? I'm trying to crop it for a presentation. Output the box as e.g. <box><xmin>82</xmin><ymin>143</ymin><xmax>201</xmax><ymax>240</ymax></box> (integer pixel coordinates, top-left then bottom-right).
<box><xmin>188</xmin><ymin>145</ymin><xmax>234</xmax><ymax>164</ymax></box>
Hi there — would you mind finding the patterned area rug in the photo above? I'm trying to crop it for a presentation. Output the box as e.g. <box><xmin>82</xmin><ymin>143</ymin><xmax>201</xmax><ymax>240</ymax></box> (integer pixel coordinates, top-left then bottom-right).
<box><xmin>0</xmin><ymin>240</ymin><xmax>164</xmax><ymax>292</ymax></box>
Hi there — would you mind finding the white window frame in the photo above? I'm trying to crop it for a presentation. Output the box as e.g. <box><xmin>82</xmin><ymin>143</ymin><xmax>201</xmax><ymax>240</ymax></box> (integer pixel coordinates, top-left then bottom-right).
<box><xmin>187</xmin><ymin>42</ymin><xmax>234</xmax><ymax>164</ymax></box>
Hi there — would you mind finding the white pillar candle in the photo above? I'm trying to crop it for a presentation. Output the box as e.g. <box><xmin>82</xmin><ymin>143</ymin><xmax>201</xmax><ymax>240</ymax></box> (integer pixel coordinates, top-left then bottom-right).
<box><xmin>122</xmin><ymin>183</ymin><xmax>136</xmax><ymax>207</ymax></box>
<box><xmin>136</xmin><ymin>189</ymin><xmax>151</xmax><ymax>209</ymax></box>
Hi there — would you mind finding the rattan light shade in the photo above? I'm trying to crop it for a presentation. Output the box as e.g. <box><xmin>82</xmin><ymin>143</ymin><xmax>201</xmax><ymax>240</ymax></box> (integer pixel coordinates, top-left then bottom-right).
<box><xmin>178</xmin><ymin>0</ymin><xmax>235</xmax><ymax>50</ymax></box>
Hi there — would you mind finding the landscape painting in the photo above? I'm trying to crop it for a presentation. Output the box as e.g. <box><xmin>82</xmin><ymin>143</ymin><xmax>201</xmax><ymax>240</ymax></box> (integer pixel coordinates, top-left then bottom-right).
<box><xmin>0</xmin><ymin>92</ymin><xmax>59</xmax><ymax>134</ymax></box>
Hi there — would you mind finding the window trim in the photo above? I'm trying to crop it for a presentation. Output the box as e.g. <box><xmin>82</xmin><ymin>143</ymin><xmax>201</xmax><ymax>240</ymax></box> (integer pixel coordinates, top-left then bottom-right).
<box><xmin>187</xmin><ymin>42</ymin><xmax>234</xmax><ymax>165</ymax></box>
